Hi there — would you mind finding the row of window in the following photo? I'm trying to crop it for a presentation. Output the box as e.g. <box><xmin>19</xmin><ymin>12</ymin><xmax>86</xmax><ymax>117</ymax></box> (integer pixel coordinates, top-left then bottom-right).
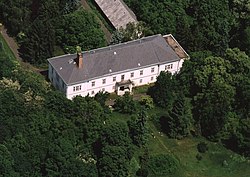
<box><xmin>74</xmin><ymin>76</ymin><xmax>155</xmax><ymax>95</ymax></box>
<box><xmin>91</xmin><ymin>67</ymin><xmax>156</xmax><ymax>87</ymax></box>
<box><xmin>72</xmin><ymin>63</ymin><xmax>173</xmax><ymax>92</ymax></box>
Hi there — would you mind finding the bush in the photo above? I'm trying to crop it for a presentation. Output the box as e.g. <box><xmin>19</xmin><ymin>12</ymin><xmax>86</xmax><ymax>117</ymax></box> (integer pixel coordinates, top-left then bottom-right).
<box><xmin>148</xmin><ymin>154</ymin><xmax>180</xmax><ymax>176</ymax></box>
<box><xmin>197</xmin><ymin>142</ymin><xmax>208</xmax><ymax>153</ymax></box>
<box><xmin>196</xmin><ymin>153</ymin><xmax>202</xmax><ymax>161</ymax></box>
<box><xmin>113</xmin><ymin>92</ymin><xmax>138</xmax><ymax>114</ymax></box>
<box><xmin>139</xmin><ymin>95</ymin><xmax>154</xmax><ymax>109</ymax></box>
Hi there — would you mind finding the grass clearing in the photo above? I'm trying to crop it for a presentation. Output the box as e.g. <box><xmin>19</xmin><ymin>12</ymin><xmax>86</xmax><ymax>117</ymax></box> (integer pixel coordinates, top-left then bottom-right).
<box><xmin>147</xmin><ymin>120</ymin><xmax>250</xmax><ymax>177</ymax></box>
<box><xmin>0</xmin><ymin>33</ymin><xmax>16</xmax><ymax>60</ymax></box>
<box><xmin>133</xmin><ymin>84</ymin><xmax>153</xmax><ymax>94</ymax></box>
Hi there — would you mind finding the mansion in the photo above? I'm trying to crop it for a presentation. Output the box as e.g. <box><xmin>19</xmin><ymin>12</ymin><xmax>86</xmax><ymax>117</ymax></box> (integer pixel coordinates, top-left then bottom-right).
<box><xmin>48</xmin><ymin>34</ymin><xmax>189</xmax><ymax>99</ymax></box>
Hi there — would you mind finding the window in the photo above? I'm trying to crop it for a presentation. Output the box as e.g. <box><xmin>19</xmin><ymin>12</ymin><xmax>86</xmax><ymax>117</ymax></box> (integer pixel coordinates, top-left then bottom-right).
<box><xmin>151</xmin><ymin>67</ymin><xmax>155</xmax><ymax>73</ymax></box>
<box><xmin>121</xmin><ymin>75</ymin><xmax>125</xmax><ymax>81</ymax></box>
<box><xmin>140</xmin><ymin>79</ymin><xmax>142</xmax><ymax>83</ymax></box>
<box><xmin>165</xmin><ymin>64</ymin><xmax>173</xmax><ymax>70</ymax></box>
<box><xmin>130</xmin><ymin>72</ymin><xmax>134</xmax><ymax>78</ymax></box>
<box><xmin>113</xmin><ymin>76</ymin><xmax>116</xmax><ymax>82</ymax></box>
<box><xmin>92</xmin><ymin>81</ymin><xmax>95</xmax><ymax>87</ymax></box>
<box><xmin>102</xmin><ymin>79</ymin><xmax>106</xmax><ymax>84</ymax></box>
<box><xmin>140</xmin><ymin>70</ymin><xmax>143</xmax><ymax>75</ymax></box>
<box><xmin>102</xmin><ymin>88</ymin><xmax>105</xmax><ymax>92</ymax></box>
<box><xmin>91</xmin><ymin>91</ymin><xmax>95</xmax><ymax>95</ymax></box>
<box><xmin>151</xmin><ymin>76</ymin><xmax>154</xmax><ymax>81</ymax></box>
<box><xmin>73</xmin><ymin>85</ymin><xmax>81</xmax><ymax>92</ymax></box>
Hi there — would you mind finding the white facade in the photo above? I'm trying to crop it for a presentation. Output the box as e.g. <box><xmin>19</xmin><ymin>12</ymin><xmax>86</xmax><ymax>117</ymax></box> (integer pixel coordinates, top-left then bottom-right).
<box><xmin>48</xmin><ymin>59</ymin><xmax>184</xmax><ymax>100</ymax></box>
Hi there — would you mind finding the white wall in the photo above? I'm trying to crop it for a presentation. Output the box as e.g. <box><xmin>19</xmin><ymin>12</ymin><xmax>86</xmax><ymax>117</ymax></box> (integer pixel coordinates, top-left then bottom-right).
<box><xmin>65</xmin><ymin>60</ymin><xmax>181</xmax><ymax>99</ymax></box>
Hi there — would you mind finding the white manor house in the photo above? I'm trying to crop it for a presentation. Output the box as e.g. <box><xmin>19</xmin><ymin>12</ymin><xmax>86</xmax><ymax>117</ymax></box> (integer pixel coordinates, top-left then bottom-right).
<box><xmin>48</xmin><ymin>34</ymin><xmax>189</xmax><ymax>99</ymax></box>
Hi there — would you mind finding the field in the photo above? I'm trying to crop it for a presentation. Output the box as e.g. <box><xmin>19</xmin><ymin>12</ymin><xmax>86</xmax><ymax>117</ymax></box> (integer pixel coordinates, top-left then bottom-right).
<box><xmin>0</xmin><ymin>32</ymin><xmax>16</xmax><ymax>60</ymax></box>
<box><xmin>110</xmin><ymin>107</ymin><xmax>250</xmax><ymax>177</ymax></box>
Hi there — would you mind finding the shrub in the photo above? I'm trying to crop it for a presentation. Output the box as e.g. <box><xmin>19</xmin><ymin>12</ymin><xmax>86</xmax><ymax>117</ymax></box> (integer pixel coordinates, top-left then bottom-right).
<box><xmin>139</xmin><ymin>95</ymin><xmax>154</xmax><ymax>109</ymax></box>
<box><xmin>196</xmin><ymin>153</ymin><xmax>202</xmax><ymax>161</ymax></box>
<box><xmin>113</xmin><ymin>92</ymin><xmax>137</xmax><ymax>114</ymax></box>
<box><xmin>148</xmin><ymin>154</ymin><xmax>180</xmax><ymax>176</ymax></box>
<box><xmin>197</xmin><ymin>142</ymin><xmax>208</xmax><ymax>153</ymax></box>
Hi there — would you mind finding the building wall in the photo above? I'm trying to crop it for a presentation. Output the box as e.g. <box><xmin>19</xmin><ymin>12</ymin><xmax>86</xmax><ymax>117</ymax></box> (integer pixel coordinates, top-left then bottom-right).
<box><xmin>64</xmin><ymin>60</ymin><xmax>182</xmax><ymax>99</ymax></box>
<box><xmin>48</xmin><ymin>64</ymin><xmax>66</xmax><ymax>94</ymax></box>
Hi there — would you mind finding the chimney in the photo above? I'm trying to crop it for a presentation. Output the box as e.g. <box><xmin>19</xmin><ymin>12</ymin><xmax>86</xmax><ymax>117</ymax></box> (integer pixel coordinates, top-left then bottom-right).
<box><xmin>76</xmin><ymin>46</ymin><xmax>83</xmax><ymax>68</ymax></box>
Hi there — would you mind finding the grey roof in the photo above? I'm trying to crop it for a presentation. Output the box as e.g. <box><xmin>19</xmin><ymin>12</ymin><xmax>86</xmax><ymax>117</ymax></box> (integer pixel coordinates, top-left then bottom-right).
<box><xmin>48</xmin><ymin>34</ymin><xmax>182</xmax><ymax>85</ymax></box>
<box><xmin>95</xmin><ymin>0</ymin><xmax>137</xmax><ymax>29</ymax></box>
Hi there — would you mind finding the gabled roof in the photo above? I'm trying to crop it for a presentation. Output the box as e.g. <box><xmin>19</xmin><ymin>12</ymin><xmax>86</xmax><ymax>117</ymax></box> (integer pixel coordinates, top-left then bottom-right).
<box><xmin>48</xmin><ymin>34</ymin><xmax>185</xmax><ymax>85</ymax></box>
<box><xmin>95</xmin><ymin>0</ymin><xmax>137</xmax><ymax>29</ymax></box>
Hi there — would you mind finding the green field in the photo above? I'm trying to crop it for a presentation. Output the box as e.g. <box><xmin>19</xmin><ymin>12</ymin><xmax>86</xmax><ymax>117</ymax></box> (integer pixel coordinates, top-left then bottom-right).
<box><xmin>0</xmin><ymin>32</ymin><xmax>16</xmax><ymax>60</ymax></box>
<box><xmin>110</xmin><ymin>108</ymin><xmax>250</xmax><ymax>177</ymax></box>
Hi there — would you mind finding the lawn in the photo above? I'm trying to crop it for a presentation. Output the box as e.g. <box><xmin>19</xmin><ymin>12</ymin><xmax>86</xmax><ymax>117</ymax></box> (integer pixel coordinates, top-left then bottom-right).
<box><xmin>147</xmin><ymin>120</ymin><xmax>250</xmax><ymax>177</ymax></box>
<box><xmin>109</xmin><ymin>106</ymin><xmax>250</xmax><ymax>177</ymax></box>
<box><xmin>0</xmin><ymin>32</ymin><xmax>16</xmax><ymax>60</ymax></box>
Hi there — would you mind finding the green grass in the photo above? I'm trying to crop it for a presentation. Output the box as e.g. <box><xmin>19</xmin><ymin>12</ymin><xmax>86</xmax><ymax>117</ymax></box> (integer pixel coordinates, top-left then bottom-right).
<box><xmin>147</xmin><ymin>120</ymin><xmax>250</xmax><ymax>177</ymax></box>
<box><xmin>133</xmin><ymin>84</ymin><xmax>153</xmax><ymax>94</ymax></box>
<box><xmin>0</xmin><ymin>33</ymin><xmax>16</xmax><ymax>60</ymax></box>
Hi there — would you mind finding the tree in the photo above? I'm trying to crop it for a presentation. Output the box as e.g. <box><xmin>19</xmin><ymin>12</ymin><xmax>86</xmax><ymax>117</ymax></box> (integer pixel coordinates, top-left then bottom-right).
<box><xmin>128</xmin><ymin>109</ymin><xmax>149</xmax><ymax>147</ymax></box>
<box><xmin>0</xmin><ymin>144</ymin><xmax>19</xmax><ymax>177</ymax></box>
<box><xmin>100</xmin><ymin>121</ymin><xmax>132</xmax><ymax>148</ymax></box>
<box><xmin>110</xmin><ymin>30</ymin><xmax>124</xmax><ymax>45</ymax></box>
<box><xmin>98</xmin><ymin>121</ymin><xmax>133</xmax><ymax>176</ymax></box>
<box><xmin>56</xmin><ymin>9</ymin><xmax>106</xmax><ymax>53</ymax></box>
<box><xmin>19</xmin><ymin>13</ymin><xmax>56</xmax><ymax>64</ymax></box>
<box><xmin>178</xmin><ymin>55</ymin><xmax>236</xmax><ymax>138</ymax></box>
<box><xmin>148</xmin><ymin>71</ymin><xmax>178</xmax><ymax>109</ymax></box>
<box><xmin>114</xmin><ymin>92</ymin><xmax>138</xmax><ymax>114</ymax></box>
<box><xmin>148</xmin><ymin>154</ymin><xmax>180</xmax><ymax>176</ymax></box>
<box><xmin>139</xmin><ymin>95</ymin><xmax>154</xmax><ymax>109</ymax></box>
<box><xmin>229</xmin><ymin>0</ymin><xmax>250</xmax><ymax>54</ymax></box>
<box><xmin>119</xmin><ymin>21</ymin><xmax>153</xmax><ymax>42</ymax></box>
<box><xmin>98</xmin><ymin>145</ymin><xmax>130</xmax><ymax>177</ymax></box>
<box><xmin>94</xmin><ymin>91</ymin><xmax>110</xmax><ymax>108</ymax></box>
<box><xmin>224</xmin><ymin>48</ymin><xmax>250</xmax><ymax>117</ymax></box>
<box><xmin>187</xmin><ymin>0</ymin><xmax>233</xmax><ymax>54</ymax></box>
<box><xmin>162</xmin><ymin>92</ymin><xmax>193</xmax><ymax>139</ymax></box>
<box><xmin>0</xmin><ymin>0</ymin><xmax>32</xmax><ymax>35</ymax></box>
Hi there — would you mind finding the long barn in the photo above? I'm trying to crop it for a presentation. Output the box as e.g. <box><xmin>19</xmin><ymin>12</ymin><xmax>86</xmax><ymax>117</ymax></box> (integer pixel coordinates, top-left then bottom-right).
<box><xmin>94</xmin><ymin>0</ymin><xmax>137</xmax><ymax>29</ymax></box>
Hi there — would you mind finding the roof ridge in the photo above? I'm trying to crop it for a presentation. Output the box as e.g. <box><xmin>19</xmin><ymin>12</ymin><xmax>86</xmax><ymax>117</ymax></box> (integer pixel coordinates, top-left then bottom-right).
<box><xmin>85</xmin><ymin>34</ymin><xmax>162</xmax><ymax>55</ymax></box>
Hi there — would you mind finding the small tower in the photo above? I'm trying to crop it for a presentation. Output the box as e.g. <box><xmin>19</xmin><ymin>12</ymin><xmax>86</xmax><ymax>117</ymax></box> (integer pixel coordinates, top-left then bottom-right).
<box><xmin>76</xmin><ymin>46</ymin><xmax>83</xmax><ymax>68</ymax></box>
